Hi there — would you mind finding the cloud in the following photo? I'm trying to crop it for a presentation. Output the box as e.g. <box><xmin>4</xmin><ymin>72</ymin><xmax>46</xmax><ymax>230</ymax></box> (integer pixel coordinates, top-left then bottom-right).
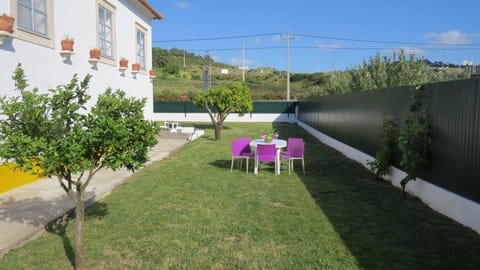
<box><xmin>252</xmin><ymin>37</ymin><xmax>262</xmax><ymax>45</ymax></box>
<box><xmin>313</xmin><ymin>41</ymin><xmax>343</xmax><ymax>51</ymax></box>
<box><xmin>423</xmin><ymin>30</ymin><xmax>480</xmax><ymax>45</ymax></box>
<box><xmin>229</xmin><ymin>57</ymin><xmax>254</xmax><ymax>67</ymax></box>
<box><xmin>174</xmin><ymin>1</ymin><xmax>191</xmax><ymax>9</ymax></box>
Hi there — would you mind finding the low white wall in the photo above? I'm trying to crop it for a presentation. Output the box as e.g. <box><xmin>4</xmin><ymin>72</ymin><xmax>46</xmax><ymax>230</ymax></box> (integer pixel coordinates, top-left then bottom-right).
<box><xmin>298</xmin><ymin>120</ymin><xmax>480</xmax><ymax>234</ymax></box>
<box><xmin>152</xmin><ymin>113</ymin><xmax>297</xmax><ymax>123</ymax></box>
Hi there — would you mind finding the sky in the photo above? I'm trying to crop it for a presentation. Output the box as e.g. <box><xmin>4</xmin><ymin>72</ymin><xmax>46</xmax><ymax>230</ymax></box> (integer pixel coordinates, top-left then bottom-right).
<box><xmin>150</xmin><ymin>0</ymin><xmax>480</xmax><ymax>73</ymax></box>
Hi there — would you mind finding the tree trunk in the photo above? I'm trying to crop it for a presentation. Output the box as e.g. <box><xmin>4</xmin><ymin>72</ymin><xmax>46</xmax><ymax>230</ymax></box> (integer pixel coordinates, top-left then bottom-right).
<box><xmin>74</xmin><ymin>187</ymin><xmax>86</xmax><ymax>270</ymax></box>
<box><xmin>214</xmin><ymin>124</ymin><xmax>222</xmax><ymax>141</ymax></box>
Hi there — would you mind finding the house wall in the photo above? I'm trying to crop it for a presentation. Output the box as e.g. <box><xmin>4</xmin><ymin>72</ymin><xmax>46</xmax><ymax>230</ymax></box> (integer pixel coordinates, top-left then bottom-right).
<box><xmin>0</xmin><ymin>0</ymin><xmax>155</xmax><ymax>119</ymax></box>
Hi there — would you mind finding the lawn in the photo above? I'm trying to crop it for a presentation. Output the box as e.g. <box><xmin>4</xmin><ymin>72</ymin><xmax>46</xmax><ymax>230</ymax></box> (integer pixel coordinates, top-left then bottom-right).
<box><xmin>1</xmin><ymin>123</ymin><xmax>480</xmax><ymax>269</ymax></box>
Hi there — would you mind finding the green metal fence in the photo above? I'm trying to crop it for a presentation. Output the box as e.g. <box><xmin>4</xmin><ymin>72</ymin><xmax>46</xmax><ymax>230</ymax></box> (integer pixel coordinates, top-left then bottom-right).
<box><xmin>298</xmin><ymin>78</ymin><xmax>480</xmax><ymax>204</ymax></box>
<box><xmin>154</xmin><ymin>100</ymin><xmax>297</xmax><ymax>115</ymax></box>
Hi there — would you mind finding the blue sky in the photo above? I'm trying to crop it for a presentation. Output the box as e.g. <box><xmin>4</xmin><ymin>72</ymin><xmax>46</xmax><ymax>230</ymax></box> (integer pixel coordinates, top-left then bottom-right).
<box><xmin>150</xmin><ymin>0</ymin><xmax>480</xmax><ymax>73</ymax></box>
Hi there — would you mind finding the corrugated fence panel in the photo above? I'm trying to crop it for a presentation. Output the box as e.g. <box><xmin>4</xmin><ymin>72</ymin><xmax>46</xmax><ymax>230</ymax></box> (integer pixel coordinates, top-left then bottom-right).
<box><xmin>299</xmin><ymin>88</ymin><xmax>410</xmax><ymax>156</ymax></box>
<box><xmin>298</xmin><ymin>78</ymin><xmax>480</xmax><ymax>203</ymax></box>
<box><xmin>423</xmin><ymin>79</ymin><xmax>480</xmax><ymax>202</ymax></box>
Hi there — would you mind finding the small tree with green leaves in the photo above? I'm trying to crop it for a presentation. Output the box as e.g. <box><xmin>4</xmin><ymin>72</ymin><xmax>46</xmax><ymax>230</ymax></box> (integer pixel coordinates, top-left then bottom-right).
<box><xmin>368</xmin><ymin>114</ymin><xmax>399</xmax><ymax>179</ymax></box>
<box><xmin>194</xmin><ymin>82</ymin><xmax>253</xmax><ymax>140</ymax></box>
<box><xmin>398</xmin><ymin>87</ymin><xmax>431</xmax><ymax>196</ymax></box>
<box><xmin>0</xmin><ymin>64</ymin><xmax>159</xmax><ymax>270</ymax></box>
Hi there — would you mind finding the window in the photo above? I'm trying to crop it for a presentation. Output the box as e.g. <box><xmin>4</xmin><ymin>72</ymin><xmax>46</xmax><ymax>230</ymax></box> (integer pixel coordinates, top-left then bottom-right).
<box><xmin>98</xmin><ymin>4</ymin><xmax>114</xmax><ymax>59</ymax></box>
<box><xmin>17</xmin><ymin>0</ymin><xmax>48</xmax><ymax>37</ymax></box>
<box><xmin>12</xmin><ymin>0</ymin><xmax>54</xmax><ymax>47</ymax></box>
<box><xmin>136</xmin><ymin>29</ymin><xmax>146</xmax><ymax>70</ymax></box>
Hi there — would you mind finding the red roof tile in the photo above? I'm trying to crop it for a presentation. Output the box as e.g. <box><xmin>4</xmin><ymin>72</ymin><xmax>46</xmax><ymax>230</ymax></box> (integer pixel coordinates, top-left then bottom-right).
<box><xmin>137</xmin><ymin>0</ymin><xmax>164</xmax><ymax>20</ymax></box>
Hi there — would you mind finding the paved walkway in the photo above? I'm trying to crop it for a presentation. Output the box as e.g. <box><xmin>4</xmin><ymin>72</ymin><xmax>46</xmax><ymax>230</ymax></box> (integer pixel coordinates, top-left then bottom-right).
<box><xmin>0</xmin><ymin>132</ymin><xmax>189</xmax><ymax>259</ymax></box>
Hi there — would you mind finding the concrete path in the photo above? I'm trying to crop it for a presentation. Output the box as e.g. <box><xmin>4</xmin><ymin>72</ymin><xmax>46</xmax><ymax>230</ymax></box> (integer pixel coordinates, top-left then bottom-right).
<box><xmin>0</xmin><ymin>132</ymin><xmax>189</xmax><ymax>259</ymax></box>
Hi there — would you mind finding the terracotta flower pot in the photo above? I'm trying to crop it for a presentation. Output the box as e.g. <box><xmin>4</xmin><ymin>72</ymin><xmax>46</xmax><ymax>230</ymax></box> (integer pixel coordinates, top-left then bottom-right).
<box><xmin>119</xmin><ymin>59</ymin><xmax>128</xmax><ymax>68</ymax></box>
<box><xmin>132</xmin><ymin>63</ymin><xmax>140</xmax><ymax>71</ymax></box>
<box><xmin>89</xmin><ymin>49</ymin><xmax>101</xmax><ymax>59</ymax></box>
<box><xmin>149</xmin><ymin>69</ymin><xmax>157</xmax><ymax>77</ymax></box>
<box><xmin>61</xmin><ymin>39</ymin><xmax>74</xmax><ymax>51</ymax></box>
<box><xmin>0</xmin><ymin>15</ymin><xmax>15</xmax><ymax>33</ymax></box>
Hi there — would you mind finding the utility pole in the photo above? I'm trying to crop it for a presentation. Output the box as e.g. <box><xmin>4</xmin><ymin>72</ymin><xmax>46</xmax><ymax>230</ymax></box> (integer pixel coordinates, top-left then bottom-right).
<box><xmin>183</xmin><ymin>50</ymin><xmax>186</xmax><ymax>68</ymax></box>
<box><xmin>242</xmin><ymin>41</ymin><xmax>245</xmax><ymax>82</ymax></box>
<box><xmin>281</xmin><ymin>32</ymin><xmax>295</xmax><ymax>101</ymax></box>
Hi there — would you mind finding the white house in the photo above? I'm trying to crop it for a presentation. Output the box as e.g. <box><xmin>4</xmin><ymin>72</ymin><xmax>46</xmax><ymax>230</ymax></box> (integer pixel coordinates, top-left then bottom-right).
<box><xmin>0</xmin><ymin>0</ymin><xmax>163</xmax><ymax>119</ymax></box>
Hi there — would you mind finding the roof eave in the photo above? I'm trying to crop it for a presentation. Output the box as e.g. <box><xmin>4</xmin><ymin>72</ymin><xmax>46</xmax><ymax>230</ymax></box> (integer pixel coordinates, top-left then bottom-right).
<box><xmin>137</xmin><ymin>0</ymin><xmax>164</xmax><ymax>20</ymax></box>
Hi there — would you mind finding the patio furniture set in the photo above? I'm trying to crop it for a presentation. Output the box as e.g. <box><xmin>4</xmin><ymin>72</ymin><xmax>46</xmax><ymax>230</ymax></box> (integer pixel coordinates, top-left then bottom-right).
<box><xmin>160</xmin><ymin>121</ymin><xmax>204</xmax><ymax>141</ymax></box>
<box><xmin>231</xmin><ymin>136</ymin><xmax>305</xmax><ymax>176</ymax></box>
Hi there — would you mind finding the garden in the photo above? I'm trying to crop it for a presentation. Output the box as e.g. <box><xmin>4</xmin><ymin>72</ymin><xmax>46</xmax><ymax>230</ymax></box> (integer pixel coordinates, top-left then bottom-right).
<box><xmin>1</xmin><ymin>122</ymin><xmax>479</xmax><ymax>269</ymax></box>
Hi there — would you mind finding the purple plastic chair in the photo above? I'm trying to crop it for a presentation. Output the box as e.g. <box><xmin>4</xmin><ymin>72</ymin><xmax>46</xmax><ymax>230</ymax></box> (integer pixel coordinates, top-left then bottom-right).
<box><xmin>231</xmin><ymin>137</ymin><xmax>254</xmax><ymax>173</ymax></box>
<box><xmin>281</xmin><ymin>138</ymin><xmax>305</xmax><ymax>175</ymax></box>
<box><xmin>255</xmin><ymin>144</ymin><xmax>277</xmax><ymax>175</ymax></box>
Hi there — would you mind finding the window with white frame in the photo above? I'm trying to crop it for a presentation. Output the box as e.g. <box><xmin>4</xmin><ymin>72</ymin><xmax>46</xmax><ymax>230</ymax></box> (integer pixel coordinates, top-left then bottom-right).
<box><xmin>12</xmin><ymin>0</ymin><xmax>54</xmax><ymax>47</ymax></box>
<box><xmin>17</xmin><ymin>0</ymin><xmax>49</xmax><ymax>37</ymax></box>
<box><xmin>97</xmin><ymin>2</ymin><xmax>115</xmax><ymax>59</ymax></box>
<box><xmin>136</xmin><ymin>28</ymin><xmax>146</xmax><ymax>70</ymax></box>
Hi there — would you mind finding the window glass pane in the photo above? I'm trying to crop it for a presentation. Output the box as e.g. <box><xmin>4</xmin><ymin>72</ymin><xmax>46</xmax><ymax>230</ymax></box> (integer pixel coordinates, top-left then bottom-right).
<box><xmin>34</xmin><ymin>0</ymin><xmax>46</xmax><ymax>12</ymax></box>
<box><xmin>18</xmin><ymin>0</ymin><xmax>31</xmax><ymax>8</ymax></box>
<box><xmin>34</xmin><ymin>11</ymin><xmax>47</xmax><ymax>35</ymax></box>
<box><xmin>17</xmin><ymin>4</ymin><xmax>33</xmax><ymax>31</ymax></box>
<box><xmin>17</xmin><ymin>0</ymin><xmax>48</xmax><ymax>36</ymax></box>
<box><xmin>98</xmin><ymin>5</ymin><xmax>113</xmax><ymax>58</ymax></box>
<box><xmin>137</xmin><ymin>31</ymin><xmax>146</xmax><ymax>69</ymax></box>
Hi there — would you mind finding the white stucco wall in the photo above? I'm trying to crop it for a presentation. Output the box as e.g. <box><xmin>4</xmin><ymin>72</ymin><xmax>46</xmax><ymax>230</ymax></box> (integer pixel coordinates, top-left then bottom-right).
<box><xmin>0</xmin><ymin>0</ymin><xmax>155</xmax><ymax>119</ymax></box>
<box><xmin>151</xmin><ymin>113</ymin><xmax>297</xmax><ymax>123</ymax></box>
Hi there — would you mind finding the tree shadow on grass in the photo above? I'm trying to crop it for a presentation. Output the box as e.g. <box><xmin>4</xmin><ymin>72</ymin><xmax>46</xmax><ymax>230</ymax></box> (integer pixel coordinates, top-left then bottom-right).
<box><xmin>273</xmin><ymin>122</ymin><xmax>480</xmax><ymax>269</ymax></box>
<box><xmin>0</xmin><ymin>191</ymin><xmax>108</xmax><ymax>267</ymax></box>
<box><xmin>44</xmin><ymin>201</ymin><xmax>108</xmax><ymax>268</ymax></box>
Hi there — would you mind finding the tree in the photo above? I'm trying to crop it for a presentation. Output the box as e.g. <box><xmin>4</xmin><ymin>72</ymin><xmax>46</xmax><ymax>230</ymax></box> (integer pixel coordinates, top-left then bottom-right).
<box><xmin>0</xmin><ymin>64</ymin><xmax>159</xmax><ymax>270</ymax></box>
<box><xmin>194</xmin><ymin>82</ymin><xmax>253</xmax><ymax>140</ymax></box>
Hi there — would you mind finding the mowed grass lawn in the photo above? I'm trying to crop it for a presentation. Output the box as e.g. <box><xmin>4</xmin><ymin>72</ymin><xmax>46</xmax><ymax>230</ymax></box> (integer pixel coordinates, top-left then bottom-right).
<box><xmin>1</xmin><ymin>123</ymin><xmax>480</xmax><ymax>269</ymax></box>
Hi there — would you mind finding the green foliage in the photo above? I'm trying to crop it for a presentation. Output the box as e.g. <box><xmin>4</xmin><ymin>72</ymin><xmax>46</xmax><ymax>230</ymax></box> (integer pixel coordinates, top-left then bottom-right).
<box><xmin>194</xmin><ymin>82</ymin><xmax>253</xmax><ymax>140</ymax></box>
<box><xmin>163</xmin><ymin>62</ymin><xmax>180</xmax><ymax>75</ymax></box>
<box><xmin>398</xmin><ymin>87</ymin><xmax>431</xmax><ymax>195</ymax></box>
<box><xmin>0</xmin><ymin>64</ymin><xmax>159</xmax><ymax>179</ymax></box>
<box><xmin>152</xmin><ymin>47</ymin><xmax>470</xmax><ymax>101</ymax></box>
<box><xmin>0</xmin><ymin>63</ymin><xmax>159</xmax><ymax>268</ymax></box>
<box><xmin>368</xmin><ymin>114</ymin><xmax>399</xmax><ymax>179</ymax></box>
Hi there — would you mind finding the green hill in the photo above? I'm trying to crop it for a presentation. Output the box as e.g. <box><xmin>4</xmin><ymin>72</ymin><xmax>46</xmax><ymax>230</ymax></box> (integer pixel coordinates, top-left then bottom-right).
<box><xmin>152</xmin><ymin>47</ymin><xmax>322</xmax><ymax>101</ymax></box>
<box><xmin>152</xmin><ymin>48</ymin><xmax>471</xmax><ymax>101</ymax></box>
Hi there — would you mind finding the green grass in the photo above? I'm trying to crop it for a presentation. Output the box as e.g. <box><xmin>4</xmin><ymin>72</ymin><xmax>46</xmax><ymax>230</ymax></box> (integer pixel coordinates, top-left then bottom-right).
<box><xmin>1</xmin><ymin>123</ymin><xmax>480</xmax><ymax>269</ymax></box>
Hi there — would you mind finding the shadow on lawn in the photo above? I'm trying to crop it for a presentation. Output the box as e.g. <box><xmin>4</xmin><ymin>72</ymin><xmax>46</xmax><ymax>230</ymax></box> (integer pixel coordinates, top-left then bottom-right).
<box><xmin>273</xmin><ymin>123</ymin><xmax>480</xmax><ymax>269</ymax></box>
<box><xmin>0</xmin><ymin>192</ymin><xmax>108</xmax><ymax>268</ymax></box>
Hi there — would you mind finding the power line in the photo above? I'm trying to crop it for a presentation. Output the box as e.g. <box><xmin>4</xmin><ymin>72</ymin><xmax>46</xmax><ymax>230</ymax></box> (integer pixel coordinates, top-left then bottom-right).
<box><xmin>153</xmin><ymin>32</ymin><xmax>480</xmax><ymax>47</ymax></box>
<box><xmin>153</xmin><ymin>32</ymin><xmax>281</xmax><ymax>43</ymax></box>
<box><xmin>294</xmin><ymin>33</ymin><xmax>480</xmax><ymax>46</ymax></box>
<box><xmin>173</xmin><ymin>45</ymin><xmax>480</xmax><ymax>52</ymax></box>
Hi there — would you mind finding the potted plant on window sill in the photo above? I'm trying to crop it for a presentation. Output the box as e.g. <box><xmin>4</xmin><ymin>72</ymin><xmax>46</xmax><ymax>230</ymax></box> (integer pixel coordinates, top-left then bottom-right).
<box><xmin>0</xmin><ymin>13</ymin><xmax>14</xmax><ymax>45</ymax></box>
<box><xmin>149</xmin><ymin>69</ymin><xmax>157</xmax><ymax>78</ymax></box>
<box><xmin>131</xmin><ymin>63</ymin><xmax>140</xmax><ymax>73</ymax></box>
<box><xmin>61</xmin><ymin>36</ymin><xmax>74</xmax><ymax>51</ymax></box>
<box><xmin>0</xmin><ymin>13</ymin><xmax>15</xmax><ymax>33</ymax></box>
<box><xmin>89</xmin><ymin>48</ymin><xmax>101</xmax><ymax>59</ymax></box>
<box><xmin>119</xmin><ymin>57</ymin><xmax>128</xmax><ymax>69</ymax></box>
<box><xmin>59</xmin><ymin>35</ymin><xmax>74</xmax><ymax>58</ymax></box>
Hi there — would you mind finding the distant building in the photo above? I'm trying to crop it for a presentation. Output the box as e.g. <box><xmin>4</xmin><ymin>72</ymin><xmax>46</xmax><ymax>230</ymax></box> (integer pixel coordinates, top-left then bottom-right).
<box><xmin>221</xmin><ymin>68</ymin><xmax>229</xmax><ymax>74</ymax></box>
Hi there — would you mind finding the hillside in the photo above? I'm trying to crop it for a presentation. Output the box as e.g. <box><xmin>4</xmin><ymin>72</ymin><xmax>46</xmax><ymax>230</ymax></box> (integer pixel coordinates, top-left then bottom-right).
<box><xmin>152</xmin><ymin>48</ymin><xmax>472</xmax><ymax>101</ymax></box>
<box><xmin>152</xmin><ymin>47</ymin><xmax>321</xmax><ymax>101</ymax></box>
